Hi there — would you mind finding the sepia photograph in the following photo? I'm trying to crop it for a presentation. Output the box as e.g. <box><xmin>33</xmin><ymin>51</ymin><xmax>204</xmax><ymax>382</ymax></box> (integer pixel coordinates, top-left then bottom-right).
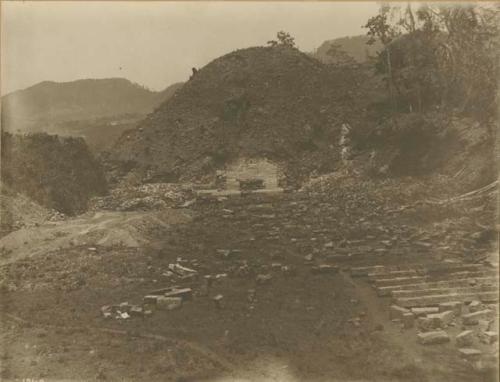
<box><xmin>0</xmin><ymin>1</ymin><xmax>499</xmax><ymax>381</ymax></box>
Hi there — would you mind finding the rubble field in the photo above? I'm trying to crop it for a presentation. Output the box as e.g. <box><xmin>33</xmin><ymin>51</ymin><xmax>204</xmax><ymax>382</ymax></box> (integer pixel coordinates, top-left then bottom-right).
<box><xmin>0</xmin><ymin>178</ymin><xmax>498</xmax><ymax>382</ymax></box>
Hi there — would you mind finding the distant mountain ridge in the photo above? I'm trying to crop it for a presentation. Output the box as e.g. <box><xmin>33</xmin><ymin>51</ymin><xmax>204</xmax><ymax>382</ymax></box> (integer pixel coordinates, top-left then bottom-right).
<box><xmin>312</xmin><ymin>35</ymin><xmax>382</xmax><ymax>64</ymax></box>
<box><xmin>1</xmin><ymin>78</ymin><xmax>183</xmax><ymax>132</ymax></box>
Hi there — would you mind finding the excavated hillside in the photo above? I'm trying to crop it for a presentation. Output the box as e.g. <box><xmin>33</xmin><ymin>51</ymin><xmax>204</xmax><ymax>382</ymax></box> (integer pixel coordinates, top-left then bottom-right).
<box><xmin>1</xmin><ymin>132</ymin><xmax>107</xmax><ymax>215</ymax></box>
<box><xmin>112</xmin><ymin>46</ymin><xmax>374</xmax><ymax>185</ymax></box>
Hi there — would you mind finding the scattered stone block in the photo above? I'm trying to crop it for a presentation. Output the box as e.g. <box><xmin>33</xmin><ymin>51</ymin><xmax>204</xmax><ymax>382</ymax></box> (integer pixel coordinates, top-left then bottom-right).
<box><xmin>428</xmin><ymin>310</ymin><xmax>454</xmax><ymax>328</ymax></box>
<box><xmin>462</xmin><ymin>310</ymin><xmax>494</xmax><ymax>325</ymax></box>
<box><xmin>156</xmin><ymin>296</ymin><xmax>183</xmax><ymax>311</ymax></box>
<box><xmin>479</xmin><ymin>331</ymin><xmax>498</xmax><ymax>345</ymax></box>
<box><xmin>417</xmin><ymin>330</ymin><xmax>450</xmax><ymax>345</ymax></box>
<box><xmin>164</xmin><ymin>288</ymin><xmax>193</xmax><ymax>301</ymax></box>
<box><xmin>417</xmin><ymin>316</ymin><xmax>434</xmax><ymax>332</ymax></box>
<box><xmin>458</xmin><ymin>348</ymin><xmax>482</xmax><ymax>361</ymax></box>
<box><xmin>439</xmin><ymin>301</ymin><xmax>462</xmax><ymax>316</ymax></box>
<box><xmin>130</xmin><ymin>306</ymin><xmax>143</xmax><ymax>317</ymax></box>
<box><xmin>456</xmin><ymin>330</ymin><xmax>475</xmax><ymax>347</ymax></box>
<box><xmin>390</xmin><ymin>305</ymin><xmax>409</xmax><ymax>320</ymax></box>
<box><xmin>213</xmin><ymin>294</ymin><xmax>224</xmax><ymax>309</ymax></box>
<box><xmin>148</xmin><ymin>285</ymin><xmax>181</xmax><ymax>295</ymax></box>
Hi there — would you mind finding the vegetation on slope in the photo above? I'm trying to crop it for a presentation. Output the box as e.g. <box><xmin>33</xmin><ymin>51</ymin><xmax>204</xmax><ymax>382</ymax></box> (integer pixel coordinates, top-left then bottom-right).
<box><xmin>1</xmin><ymin>132</ymin><xmax>107</xmax><ymax>215</ymax></box>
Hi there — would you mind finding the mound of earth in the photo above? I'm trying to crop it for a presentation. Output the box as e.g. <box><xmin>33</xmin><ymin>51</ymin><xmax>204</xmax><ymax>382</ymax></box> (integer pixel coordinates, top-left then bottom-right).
<box><xmin>111</xmin><ymin>46</ymin><xmax>372</xmax><ymax>185</ymax></box>
<box><xmin>1</xmin><ymin>132</ymin><xmax>107</xmax><ymax>215</ymax></box>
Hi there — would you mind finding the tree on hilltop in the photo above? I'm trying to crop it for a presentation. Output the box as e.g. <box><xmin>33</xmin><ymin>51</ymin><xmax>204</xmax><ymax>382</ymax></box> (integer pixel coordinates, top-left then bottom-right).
<box><xmin>267</xmin><ymin>31</ymin><xmax>296</xmax><ymax>48</ymax></box>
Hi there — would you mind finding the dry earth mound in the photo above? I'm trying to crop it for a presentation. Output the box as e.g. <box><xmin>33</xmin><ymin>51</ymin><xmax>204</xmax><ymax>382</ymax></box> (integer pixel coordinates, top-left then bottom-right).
<box><xmin>111</xmin><ymin>46</ymin><xmax>370</xmax><ymax>185</ymax></box>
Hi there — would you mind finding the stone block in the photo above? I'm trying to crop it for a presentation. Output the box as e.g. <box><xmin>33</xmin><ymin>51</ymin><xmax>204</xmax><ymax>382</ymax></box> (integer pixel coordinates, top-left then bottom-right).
<box><xmin>462</xmin><ymin>310</ymin><xmax>494</xmax><ymax>325</ymax></box>
<box><xmin>130</xmin><ymin>306</ymin><xmax>143</xmax><ymax>317</ymax></box>
<box><xmin>417</xmin><ymin>330</ymin><xmax>450</xmax><ymax>345</ymax></box>
<box><xmin>458</xmin><ymin>348</ymin><xmax>482</xmax><ymax>360</ymax></box>
<box><xmin>417</xmin><ymin>317</ymin><xmax>434</xmax><ymax>332</ymax></box>
<box><xmin>428</xmin><ymin>310</ymin><xmax>454</xmax><ymax>328</ymax></box>
<box><xmin>456</xmin><ymin>330</ymin><xmax>475</xmax><ymax>347</ymax></box>
<box><xmin>468</xmin><ymin>300</ymin><xmax>482</xmax><ymax>313</ymax></box>
<box><xmin>164</xmin><ymin>288</ymin><xmax>193</xmax><ymax>301</ymax></box>
<box><xmin>212</xmin><ymin>294</ymin><xmax>224</xmax><ymax>309</ymax></box>
<box><xmin>479</xmin><ymin>331</ymin><xmax>498</xmax><ymax>345</ymax></box>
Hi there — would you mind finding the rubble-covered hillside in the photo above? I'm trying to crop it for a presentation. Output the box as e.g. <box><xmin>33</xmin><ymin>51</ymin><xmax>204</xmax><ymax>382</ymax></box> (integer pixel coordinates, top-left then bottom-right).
<box><xmin>111</xmin><ymin>46</ymin><xmax>376</xmax><ymax>185</ymax></box>
<box><xmin>1</xmin><ymin>132</ymin><xmax>107</xmax><ymax>215</ymax></box>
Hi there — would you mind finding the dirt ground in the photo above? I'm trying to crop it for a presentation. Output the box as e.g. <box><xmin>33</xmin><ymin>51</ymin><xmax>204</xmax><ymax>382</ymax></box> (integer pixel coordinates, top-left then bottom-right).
<box><xmin>0</xmin><ymin>185</ymin><xmax>498</xmax><ymax>382</ymax></box>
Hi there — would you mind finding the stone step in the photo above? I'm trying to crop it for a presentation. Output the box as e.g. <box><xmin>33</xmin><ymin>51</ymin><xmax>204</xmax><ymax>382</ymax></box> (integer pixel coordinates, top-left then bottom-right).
<box><xmin>375</xmin><ymin>271</ymin><xmax>497</xmax><ymax>288</ymax></box>
<box><xmin>351</xmin><ymin>263</ymin><xmax>484</xmax><ymax>277</ymax></box>
<box><xmin>375</xmin><ymin>276</ymin><xmax>430</xmax><ymax>287</ymax></box>
<box><xmin>376</xmin><ymin>277</ymin><xmax>499</xmax><ymax>296</ymax></box>
<box><xmin>368</xmin><ymin>270</ymin><xmax>420</xmax><ymax>281</ymax></box>
<box><xmin>392</xmin><ymin>285</ymin><xmax>498</xmax><ymax>299</ymax></box>
<box><xmin>371</xmin><ymin>268</ymin><xmax>494</xmax><ymax>283</ymax></box>
<box><xmin>395</xmin><ymin>291</ymin><xmax>498</xmax><ymax>308</ymax></box>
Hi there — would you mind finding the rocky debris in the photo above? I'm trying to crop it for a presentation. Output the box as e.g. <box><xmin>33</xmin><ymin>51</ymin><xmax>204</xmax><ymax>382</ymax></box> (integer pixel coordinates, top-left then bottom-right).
<box><xmin>101</xmin><ymin>303</ymin><xmax>144</xmax><ymax>320</ymax></box>
<box><xmin>90</xmin><ymin>183</ymin><xmax>191</xmax><ymax>212</ymax></box>
<box><xmin>168</xmin><ymin>264</ymin><xmax>197</xmax><ymax>278</ymax></box>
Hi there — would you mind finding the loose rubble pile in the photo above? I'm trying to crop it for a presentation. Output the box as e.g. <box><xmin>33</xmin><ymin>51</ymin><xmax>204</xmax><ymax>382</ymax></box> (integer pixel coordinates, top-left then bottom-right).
<box><xmin>89</xmin><ymin>183</ymin><xmax>193</xmax><ymax>211</ymax></box>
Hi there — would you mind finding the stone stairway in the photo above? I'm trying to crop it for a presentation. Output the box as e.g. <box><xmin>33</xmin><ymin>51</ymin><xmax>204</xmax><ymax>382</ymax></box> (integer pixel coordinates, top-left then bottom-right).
<box><xmin>351</xmin><ymin>262</ymin><xmax>498</xmax><ymax>308</ymax></box>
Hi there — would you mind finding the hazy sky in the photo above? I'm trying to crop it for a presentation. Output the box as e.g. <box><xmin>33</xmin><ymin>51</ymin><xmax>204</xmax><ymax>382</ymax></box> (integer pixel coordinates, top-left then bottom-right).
<box><xmin>1</xmin><ymin>1</ymin><xmax>380</xmax><ymax>95</ymax></box>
